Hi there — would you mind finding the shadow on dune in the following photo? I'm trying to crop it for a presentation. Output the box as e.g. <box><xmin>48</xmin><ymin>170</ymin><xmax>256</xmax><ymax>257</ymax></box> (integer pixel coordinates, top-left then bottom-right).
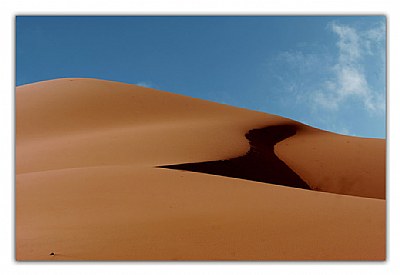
<box><xmin>158</xmin><ymin>124</ymin><xmax>311</xmax><ymax>190</ymax></box>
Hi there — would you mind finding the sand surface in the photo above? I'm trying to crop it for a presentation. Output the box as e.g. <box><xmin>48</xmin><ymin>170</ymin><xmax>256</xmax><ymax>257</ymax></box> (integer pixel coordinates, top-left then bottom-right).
<box><xmin>16</xmin><ymin>78</ymin><xmax>386</xmax><ymax>260</ymax></box>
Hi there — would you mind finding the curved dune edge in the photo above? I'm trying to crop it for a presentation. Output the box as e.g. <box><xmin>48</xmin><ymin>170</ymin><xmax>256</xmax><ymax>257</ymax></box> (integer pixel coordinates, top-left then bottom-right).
<box><xmin>275</xmin><ymin>127</ymin><xmax>386</xmax><ymax>199</ymax></box>
<box><xmin>159</xmin><ymin>124</ymin><xmax>311</xmax><ymax>190</ymax></box>
<box><xmin>16</xmin><ymin>78</ymin><xmax>386</xmax><ymax>260</ymax></box>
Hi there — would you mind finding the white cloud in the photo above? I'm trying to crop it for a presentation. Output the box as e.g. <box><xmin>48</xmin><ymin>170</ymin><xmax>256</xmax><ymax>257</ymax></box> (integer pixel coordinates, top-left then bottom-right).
<box><xmin>269</xmin><ymin>50</ymin><xmax>330</xmax><ymax>105</ymax></box>
<box><xmin>363</xmin><ymin>21</ymin><xmax>386</xmax><ymax>55</ymax></box>
<box><xmin>330</xmin><ymin>22</ymin><xmax>361</xmax><ymax>62</ymax></box>
<box><xmin>135</xmin><ymin>81</ymin><xmax>155</xmax><ymax>88</ymax></box>
<box><xmin>265</xmin><ymin>20</ymin><xmax>385</xmax><ymax>136</ymax></box>
<box><xmin>312</xmin><ymin>21</ymin><xmax>385</xmax><ymax>113</ymax></box>
<box><xmin>314</xmin><ymin>90</ymin><xmax>339</xmax><ymax>110</ymax></box>
<box><xmin>277</xmin><ymin>51</ymin><xmax>320</xmax><ymax>72</ymax></box>
<box><xmin>336</xmin><ymin>66</ymin><xmax>368</xmax><ymax>97</ymax></box>
<box><xmin>338</xmin><ymin>127</ymin><xmax>351</xmax><ymax>136</ymax></box>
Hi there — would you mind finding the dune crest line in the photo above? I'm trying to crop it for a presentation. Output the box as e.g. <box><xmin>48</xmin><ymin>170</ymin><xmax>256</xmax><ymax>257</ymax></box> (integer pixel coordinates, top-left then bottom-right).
<box><xmin>159</xmin><ymin>124</ymin><xmax>311</xmax><ymax>190</ymax></box>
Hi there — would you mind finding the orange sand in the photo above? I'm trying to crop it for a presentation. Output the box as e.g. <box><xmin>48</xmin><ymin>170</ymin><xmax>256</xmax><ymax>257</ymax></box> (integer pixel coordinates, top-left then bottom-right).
<box><xmin>16</xmin><ymin>78</ymin><xmax>386</xmax><ymax>260</ymax></box>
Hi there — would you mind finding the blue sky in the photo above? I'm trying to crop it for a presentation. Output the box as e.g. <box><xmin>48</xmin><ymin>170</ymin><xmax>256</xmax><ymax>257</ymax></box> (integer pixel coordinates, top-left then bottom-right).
<box><xmin>16</xmin><ymin>16</ymin><xmax>386</xmax><ymax>138</ymax></box>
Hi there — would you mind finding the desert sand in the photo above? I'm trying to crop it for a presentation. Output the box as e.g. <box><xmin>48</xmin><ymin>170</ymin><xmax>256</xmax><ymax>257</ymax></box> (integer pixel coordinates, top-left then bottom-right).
<box><xmin>16</xmin><ymin>78</ymin><xmax>386</xmax><ymax>260</ymax></box>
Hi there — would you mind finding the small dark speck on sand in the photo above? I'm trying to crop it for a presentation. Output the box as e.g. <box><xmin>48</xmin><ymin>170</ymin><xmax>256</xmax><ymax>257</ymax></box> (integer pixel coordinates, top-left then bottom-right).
<box><xmin>49</xmin><ymin>252</ymin><xmax>55</xmax><ymax>256</ymax></box>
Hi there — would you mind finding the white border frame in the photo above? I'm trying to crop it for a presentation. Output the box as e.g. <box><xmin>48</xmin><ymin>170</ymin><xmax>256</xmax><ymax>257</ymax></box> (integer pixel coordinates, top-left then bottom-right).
<box><xmin>3</xmin><ymin>1</ymin><xmax>399</xmax><ymax>274</ymax></box>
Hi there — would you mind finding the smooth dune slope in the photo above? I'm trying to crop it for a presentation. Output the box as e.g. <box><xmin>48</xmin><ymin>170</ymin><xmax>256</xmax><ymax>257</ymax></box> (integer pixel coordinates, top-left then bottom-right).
<box><xmin>276</xmin><ymin>128</ymin><xmax>386</xmax><ymax>199</ymax></box>
<box><xmin>16</xmin><ymin>78</ymin><xmax>386</xmax><ymax>260</ymax></box>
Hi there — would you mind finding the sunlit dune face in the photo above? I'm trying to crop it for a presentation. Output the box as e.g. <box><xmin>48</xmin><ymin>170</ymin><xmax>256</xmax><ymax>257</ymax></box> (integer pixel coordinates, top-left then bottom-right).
<box><xmin>15</xmin><ymin>79</ymin><xmax>386</xmax><ymax>260</ymax></box>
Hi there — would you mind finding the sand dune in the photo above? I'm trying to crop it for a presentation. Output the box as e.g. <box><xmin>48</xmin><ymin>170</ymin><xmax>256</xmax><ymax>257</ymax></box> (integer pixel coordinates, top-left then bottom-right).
<box><xmin>161</xmin><ymin>124</ymin><xmax>311</xmax><ymax>190</ymax></box>
<box><xmin>276</xmin><ymin>128</ymin><xmax>386</xmax><ymax>199</ymax></box>
<box><xmin>16</xmin><ymin>78</ymin><xmax>386</xmax><ymax>260</ymax></box>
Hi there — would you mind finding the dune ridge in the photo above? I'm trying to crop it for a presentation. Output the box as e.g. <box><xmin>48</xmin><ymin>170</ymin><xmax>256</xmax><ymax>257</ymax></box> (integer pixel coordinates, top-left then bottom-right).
<box><xmin>16</xmin><ymin>78</ymin><xmax>386</xmax><ymax>260</ymax></box>
<box><xmin>160</xmin><ymin>124</ymin><xmax>311</xmax><ymax>190</ymax></box>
